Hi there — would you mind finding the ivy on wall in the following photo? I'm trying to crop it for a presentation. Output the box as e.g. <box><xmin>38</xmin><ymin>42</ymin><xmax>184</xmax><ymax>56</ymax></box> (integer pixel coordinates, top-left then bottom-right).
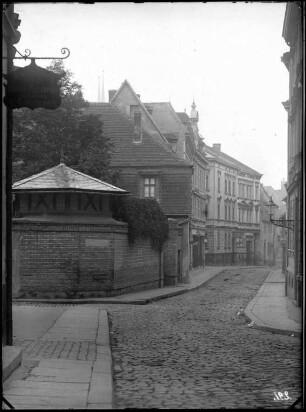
<box><xmin>112</xmin><ymin>197</ymin><xmax>169</xmax><ymax>252</ymax></box>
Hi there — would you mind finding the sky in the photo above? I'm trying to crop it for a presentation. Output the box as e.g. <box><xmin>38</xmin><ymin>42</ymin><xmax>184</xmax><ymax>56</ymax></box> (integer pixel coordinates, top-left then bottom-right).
<box><xmin>13</xmin><ymin>1</ymin><xmax>290</xmax><ymax>189</ymax></box>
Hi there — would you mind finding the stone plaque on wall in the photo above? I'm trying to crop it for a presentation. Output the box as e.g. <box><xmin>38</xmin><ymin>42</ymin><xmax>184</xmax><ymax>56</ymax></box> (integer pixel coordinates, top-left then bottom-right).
<box><xmin>85</xmin><ymin>239</ymin><xmax>110</xmax><ymax>248</ymax></box>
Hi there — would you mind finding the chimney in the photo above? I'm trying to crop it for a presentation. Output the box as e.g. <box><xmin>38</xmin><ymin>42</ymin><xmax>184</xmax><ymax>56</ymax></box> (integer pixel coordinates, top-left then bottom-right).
<box><xmin>213</xmin><ymin>143</ymin><xmax>221</xmax><ymax>152</ymax></box>
<box><xmin>108</xmin><ymin>89</ymin><xmax>117</xmax><ymax>102</ymax></box>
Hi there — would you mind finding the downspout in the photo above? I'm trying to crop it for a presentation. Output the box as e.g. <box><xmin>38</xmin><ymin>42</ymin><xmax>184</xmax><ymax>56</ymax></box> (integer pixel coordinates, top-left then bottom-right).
<box><xmin>159</xmin><ymin>249</ymin><xmax>164</xmax><ymax>288</ymax></box>
<box><xmin>6</xmin><ymin>39</ymin><xmax>14</xmax><ymax>347</ymax></box>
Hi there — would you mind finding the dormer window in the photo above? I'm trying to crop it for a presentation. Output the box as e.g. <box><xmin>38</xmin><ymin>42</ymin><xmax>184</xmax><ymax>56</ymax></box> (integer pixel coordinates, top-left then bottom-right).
<box><xmin>133</xmin><ymin>111</ymin><xmax>142</xmax><ymax>143</ymax></box>
<box><xmin>170</xmin><ymin>142</ymin><xmax>177</xmax><ymax>152</ymax></box>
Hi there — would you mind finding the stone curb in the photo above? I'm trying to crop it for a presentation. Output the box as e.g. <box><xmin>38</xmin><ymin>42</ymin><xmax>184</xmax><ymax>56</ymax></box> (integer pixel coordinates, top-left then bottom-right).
<box><xmin>87</xmin><ymin>309</ymin><xmax>115</xmax><ymax>409</ymax></box>
<box><xmin>243</xmin><ymin>309</ymin><xmax>302</xmax><ymax>338</ymax></box>
<box><xmin>12</xmin><ymin>268</ymin><xmax>232</xmax><ymax>306</ymax></box>
<box><xmin>12</xmin><ymin>288</ymin><xmax>189</xmax><ymax>306</ymax></box>
<box><xmin>12</xmin><ymin>267</ymin><xmax>264</xmax><ymax>306</ymax></box>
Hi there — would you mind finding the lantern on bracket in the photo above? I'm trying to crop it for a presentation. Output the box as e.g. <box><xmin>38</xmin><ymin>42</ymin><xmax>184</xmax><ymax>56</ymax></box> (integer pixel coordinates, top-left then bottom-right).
<box><xmin>266</xmin><ymin>196</ymin><xmax>294</xmax><ymax>231</ymax></box>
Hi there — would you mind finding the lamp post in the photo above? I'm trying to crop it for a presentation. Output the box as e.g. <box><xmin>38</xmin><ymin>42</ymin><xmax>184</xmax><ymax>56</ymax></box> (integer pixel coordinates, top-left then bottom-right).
<box><xmin>267</xmin><ymin>196</ymin><xmax>294</xmax><ymax>231</ymax></box>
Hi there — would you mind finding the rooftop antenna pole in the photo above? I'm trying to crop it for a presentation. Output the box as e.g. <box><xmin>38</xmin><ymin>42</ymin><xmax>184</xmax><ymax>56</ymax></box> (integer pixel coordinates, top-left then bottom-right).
<box><xmin>98</xmin><ymin>76</ymin><xmax>101</xmax><ymax>102</ymax></box>
<box><xmin>60</xmin><ymin>146</ymin><xmax>65</xmax><ymax>164</ymax></box>
<box><xmin>101</xmin><ymin>70</ymin><xmax>105</xmax><ymax>102</ymax></box>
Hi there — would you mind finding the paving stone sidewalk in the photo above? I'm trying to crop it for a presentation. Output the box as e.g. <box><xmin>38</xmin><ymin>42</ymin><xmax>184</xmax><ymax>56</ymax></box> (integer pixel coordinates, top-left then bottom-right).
<box><xmin>3</xmin><ymin>307</ymin><xmax>113</xmax><ymax>410</ymax></box>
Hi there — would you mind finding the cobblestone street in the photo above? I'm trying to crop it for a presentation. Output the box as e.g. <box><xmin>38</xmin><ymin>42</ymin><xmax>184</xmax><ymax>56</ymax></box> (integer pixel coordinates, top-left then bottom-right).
<box><xmin>109</xmin><ymin>267</ymin><xmax>302</xmax><ymax>409</ymax></box>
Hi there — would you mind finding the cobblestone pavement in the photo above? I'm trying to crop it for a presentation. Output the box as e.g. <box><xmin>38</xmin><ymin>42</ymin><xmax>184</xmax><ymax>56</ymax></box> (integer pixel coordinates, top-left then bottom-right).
<box><xmin>108</xmin><ymin>267</ymin><xmax>302</xmax><ymax>409</ymax></box>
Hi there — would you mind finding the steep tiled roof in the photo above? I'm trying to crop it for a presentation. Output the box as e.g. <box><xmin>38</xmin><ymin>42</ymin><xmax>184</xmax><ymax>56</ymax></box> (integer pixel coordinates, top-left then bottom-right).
<box><xmin>84</xmin><ymin>103</ymin><xmax>191</xmax><ymax>168</ymax></box>
<box><xmin>176</xmin><ymin>112</ymin><xmax>207</xmax><ymax>165</ymax></box>
<box><xmin>204</xmin><ymin>144</ymin><xmax>262</xmax><ymax>177</ymax></box>
<box><xmin>143</xmin><ymin>102</ymin><xmax>182</xmax><ymax>134</ymax></box>
<box><xmin>12</xmin><ymin>163</ymin><xmax>129</xmax><ymax>194</ymax></box>
<box><xmin>176</xmin><ymin>112</ymin><xmax>190</xmax><ymax>124</ymax></box>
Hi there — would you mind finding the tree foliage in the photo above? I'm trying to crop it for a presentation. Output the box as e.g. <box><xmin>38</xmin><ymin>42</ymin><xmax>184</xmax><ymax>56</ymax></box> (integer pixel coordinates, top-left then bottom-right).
<box><xmin>12</xmin><ymin>60</ymin><xmax>117</xmax><ymax>183</ymax></box>
<box><xmin>112</xmin><ymin>197</ymin><xmax>169</xmax><ymax>252</ymax></box>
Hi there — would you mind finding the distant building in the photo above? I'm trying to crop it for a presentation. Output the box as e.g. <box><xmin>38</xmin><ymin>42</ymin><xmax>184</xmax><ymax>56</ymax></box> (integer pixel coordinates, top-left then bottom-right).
<box><xmin>259</xmin><ymin>185</ymin><xmax>279</xmax><ymax>267</ymax></box>
<box><xmin>204</xmin><ymin>143</ymin><xmax>262</xmax><ymax>266</ymax></box>
<box><xmin>176</xmin><ymin>104</ymin><xmax>210</xmax><ymax>269</ymax></box>
<box><xmin>263</xmin><ymin>181</ymin><xmax>288</xmax><ymax>268</ymax></box>
<box><xmin>281</xmin><ymin>2</ymin><xmax>303</xmax><ymax>306</ymax></box>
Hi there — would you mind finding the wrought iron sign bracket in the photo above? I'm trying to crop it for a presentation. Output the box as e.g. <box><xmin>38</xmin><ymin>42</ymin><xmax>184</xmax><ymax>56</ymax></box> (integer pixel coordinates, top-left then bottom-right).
<box><xmin>269</xmin><ymin>217</ymin><xmax>294</xmax><ymax>231</ymax></box>
<box><xmin>3</xmin><ymin>47</ymin><xmax>70</xmax><ymax>60</ymax></box>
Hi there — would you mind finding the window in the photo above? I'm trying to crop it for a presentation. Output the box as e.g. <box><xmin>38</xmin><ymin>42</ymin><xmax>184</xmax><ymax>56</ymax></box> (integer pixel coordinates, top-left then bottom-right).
<box><xmin>228</xmin><ymin>233</ymin><xmax>231</xmax><ymax>250</ymax></box>
<box><xmin>224</xmin><ymin>202</ymin><xmax>227</xmax><ymax>220</ymax></box>
<box><xmin>225</xmin><ymin>233</ymin><xmax>228</xmax><ymax>249</ymax></box>
<box><xmin>204</xmin><ymin>204</ymin><xmax>209</xmax><ymax>218</ymax></box>
<box><xmin>218</xmin><ymin>172</ymin><xmax>221</xmax><ymax>192</ymax></box>
<box><xmin>233</xmin><ymin>181</ymin><xmax>235</xmax><ymax>195</ymax></box>
<box><xmin>255</xmin><ymin>184</ymin><xmax>259</xmax><ymax>200</ymax></box>
<box><xmin>144</xmin><ymin>177</ymin><xmax>156</xmax><ymax>198</ymax></box>
<box><xmin>205</xmin><ymin>174</ymin><xmax>209</xmax><ymax>190</ymax></box>
<box><xmin>225</xmin><ymin>179</ymin><xmax>227</xmax><ymax>194</ymax></box>
<box><xmin>133</xmin><ymin>112</ymin><xmax>142</xmax><ymax>143</ymax></box>
<box><xmin>232</xmin><ymin>205</ymin><xmax>235</xmax><ymax>221</ymax></box>
<box><xmin>217</xmin><ymin>201</ymin><xmax>220</xmax><ymax>220</ymax></box>
<box><xmin>217</xmin><ymin>232</ymin><xmax>220</xmax><ymax>249</ymax></box>
<box><xmin>228</xmin><ymin>180</ymin><xmax>231</xmax><ymax>195</ymax></box>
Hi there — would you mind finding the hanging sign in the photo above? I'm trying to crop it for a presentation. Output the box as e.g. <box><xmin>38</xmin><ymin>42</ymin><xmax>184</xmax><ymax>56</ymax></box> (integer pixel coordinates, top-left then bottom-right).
<box><xmin>4</xmin><ymin>59</ymin><xmax>62</xmax><ymax>110</ymax></box>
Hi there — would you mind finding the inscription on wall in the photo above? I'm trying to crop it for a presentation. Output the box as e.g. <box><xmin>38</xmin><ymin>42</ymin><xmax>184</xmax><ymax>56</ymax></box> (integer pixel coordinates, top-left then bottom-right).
<box><xmin>85</xmin><ymin>239</ymin><xmax>110</xmax><ymax>247</ymax></box>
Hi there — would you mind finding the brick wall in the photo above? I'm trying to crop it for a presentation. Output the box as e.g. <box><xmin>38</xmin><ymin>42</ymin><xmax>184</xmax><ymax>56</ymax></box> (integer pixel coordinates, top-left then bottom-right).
<box><xmin>12</xmin><ymin>220</ymin><xmax>160</xmax><ymax>299</ymax></box>
<box><xmin>113</xmin><ymin>235</ymin><xmax>160</xmax><ymax>293</ymax></box>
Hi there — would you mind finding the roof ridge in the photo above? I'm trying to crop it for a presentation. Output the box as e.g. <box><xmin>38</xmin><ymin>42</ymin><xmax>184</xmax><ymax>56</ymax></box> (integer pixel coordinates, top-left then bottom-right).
<box><xmin>12</xmin><ymin>164</ymin><xmax>63</xmax><ymax>187</ymax></box>
<box><xmin>67</xmin><ymin>166</ymin><xmax>125</xmax><ymax>190</ymax></box>
<box><xmin>13</xmin><ymin>162</ymin><xmax>127</xmax><ymax>192</ymax></box>
<box><xmin>205</xmin><ymin>144</ymin><xmax>262</xmax><ymax>176</ymax></box>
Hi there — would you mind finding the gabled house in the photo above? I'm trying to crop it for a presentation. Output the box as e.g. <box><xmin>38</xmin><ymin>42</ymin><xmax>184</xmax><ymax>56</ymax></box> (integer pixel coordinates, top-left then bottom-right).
<box><xmin>140</xmin><ymin>100</ymin><xmax>210</xmax><ymax>269</ymax></box>
<box><xmin>84</xmin><ymin>80</ymin><xmax>193</xmax><ymax>284</ymax></box>
<box><xmin>204</xmin><ymin>143</ymin><xmax>262</xmax><ymax>265</ymax></box>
